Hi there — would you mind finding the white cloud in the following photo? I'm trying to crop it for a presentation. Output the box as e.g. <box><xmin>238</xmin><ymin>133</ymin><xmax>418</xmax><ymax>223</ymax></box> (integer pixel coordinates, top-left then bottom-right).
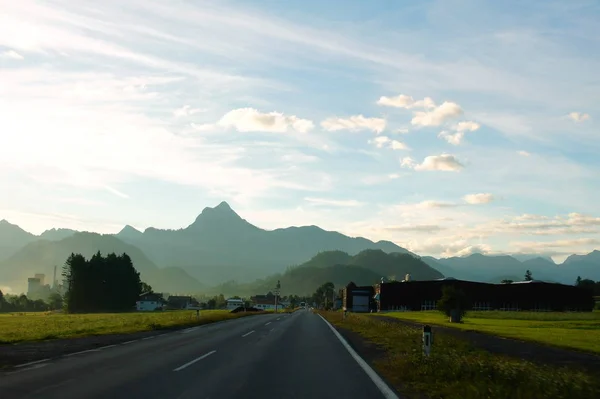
<box><xmin>321</xmin><ymin>115</ymin><xmax>386</xmax><ymax>134</ymax></box>
<box><xmin>510</xmin><ymin>238</ymin><xmax>600</xmax><ymax>254</ymax></box>
<box><xmin>411</xmin><ymin>102</ymin><xmax>464</xmax><ymax>127</ymax></box>
<box><xmin>304</xmin><ymin>197</ymin><xmax>363</xmax><ymax>207</ymax></box>
<box><xmin>104</xmin><ymin>185</ymin><xmax>130</xmax><ymax>199</ymax></box>
<box><xmin>517</xmin><ymin>150</ymin><xmax>531</xmax><ymax>156</ymax></box>
<box><xmin>384</xmin><ymin>224</ymin><xmax>444</xmax><ymax>233</ymax></box>
<box><xmin>455</xmin><ymin>121</ymin><xmax>481</xmax><ymax>133</ymax></box>
<box><xmin>417</xmin><ymin>200</ymin><xmax>458</xmax><ymax>209</ymax></box>
<box><xmin>377</xmin><ymin>94</ymin><xmax>435</xmax><ymax>109</ymax></box>
<box><xmin>174</xmin><ymin>105</ymin><xmax>206</xmax><ymax>118</ymax></box>
<box><xmin>438</xmin><ymin>130</ymin><xmax>465</xmax><ymax>145</ymax></box>
<box><xmin>568</xmin><ymin>112</ymin><xmax>590</xmax><ymax>123</ymax></box>
<box><xmin>404</xmin><ymin>154</ymin><xmax>464</xmax><ymax>172</ymax></box>
<box><xmin>400</xmin><ymin>157</ymin><xmax>417</xmax><ymax>169</ymax></box>
<box><xmin>463</xmin><ymin>193</ymin><xmax>494</xmax><ymax>204</ymax></box>
<box><xmin>218</xmin><ymin>108</ymin><xmax>314</xmax><ymax>133</ymax></box>
<box><xmin>438</xmin><ymin>120</ymin><xmax>480</xmax><ymax>145</ymax></box>
<box><xmin>369</xmin><ymin>136</ymin><xmax>409</xmax><ymax>150</ymax></box>
<box><xmin>0</xmin><ymin>49</ymin><xmax>24</xmax><ymax>60</ymax></box>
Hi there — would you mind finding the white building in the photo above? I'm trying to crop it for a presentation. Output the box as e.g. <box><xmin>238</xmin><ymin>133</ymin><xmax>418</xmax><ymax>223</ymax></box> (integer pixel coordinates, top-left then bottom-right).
<box><xmin>226</xmin><ymin>298</ymin><xmax>244</xmax><ymax>310</ymax></box>
<box><xmin>136</xmin><ymin>293</ymin><xmax>165</xmax><ymax>311</ymax></box>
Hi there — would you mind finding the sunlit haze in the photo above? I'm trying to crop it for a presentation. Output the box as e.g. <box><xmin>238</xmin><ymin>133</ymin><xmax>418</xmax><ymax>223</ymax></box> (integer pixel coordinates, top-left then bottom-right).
<box><xmin>1</xmin><ymin>0</ymin><xmax>599</xmax><ymax>262</ymax></box>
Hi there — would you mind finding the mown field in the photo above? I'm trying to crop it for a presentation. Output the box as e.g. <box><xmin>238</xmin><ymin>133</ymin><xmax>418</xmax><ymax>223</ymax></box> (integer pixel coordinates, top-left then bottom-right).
<box><xmin>321</xmin><ymin>311</ymin><xmax>600</xmax><ymax>399</ymax></box>
<box><xmin>378</xmin><ymin>310</ymin><xmax>600</xmax><ymax>354</ymax></box>
<box><xmin>0</xmin><ymin>309</ymin><xmax>270</xmax><ymax>344</ymax></box>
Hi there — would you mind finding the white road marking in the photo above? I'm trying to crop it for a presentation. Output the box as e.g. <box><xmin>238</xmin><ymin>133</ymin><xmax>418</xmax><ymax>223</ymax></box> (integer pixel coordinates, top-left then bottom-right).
<box><xmin>142</xmin><ymin>336</ymin><xmax>155</xmax><ymax>340</ymax></box>
<box><xmin>182</xmin><ymin>327</ymin><xmax>199</xmax><ymax>334</ymax></box>
<box><xmin>6</xmin><ymin>363</ymin><xmax>49</xmax><ymax>375</ymax></box>
<box><xmin>242</xmin><ymin>330</ymin><xmax>255</xmax><ymax>337</ymax></box>
<box><xmin>14</xmin><ymin>358</ymin><xmax>50</xmax><ymax>368</ymax></box>
<box><xmin>318</xmin><ymin>315</ymin><xmax>399</xmax><ymax>399</ymax></box>
<box><xmin>270</xmin><ymin>328</ymin><xmax>274</xmax><ymax>332</ymax></box>
<box><xmin>173</xmin><ymin>350</ymin><xmax>217</xmax><ymax>372</ymax></box>
<box><xmin>121</xmin><ymin>340</ymin><xmax>137</xmax><ymax>345</ymax></box>
<box><xmin>64</xmin><ymin>349</ymin><xmax>100</xmax><ymax>357</ymax></box>
<box><xmin>98</xmin><ymin>344</ymin><xmax>117</xmax><ymax>350</ymax></box>
<box><xmin>265</xmin><ymin>322</ymin><xmax>271</xmax><ymax>326</ymax></box>
<box><xmin>276</xmin><ymin>318</ymin><xmax>281</xmax><ymax>321</ymax></box>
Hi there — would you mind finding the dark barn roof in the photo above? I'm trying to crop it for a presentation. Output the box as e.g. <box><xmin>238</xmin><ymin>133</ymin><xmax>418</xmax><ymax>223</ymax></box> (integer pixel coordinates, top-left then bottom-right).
<box><xmin>375</xmin><ymin>279</ymin><xmax>594</xmax><ymax>312</ymax></box>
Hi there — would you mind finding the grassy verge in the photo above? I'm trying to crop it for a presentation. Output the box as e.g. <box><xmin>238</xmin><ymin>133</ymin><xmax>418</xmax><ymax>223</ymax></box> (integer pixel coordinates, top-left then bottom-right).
<box><xmin>377</xmin><ymin>311</ymin><xmax>600</xmax><ymax>354</ymax></box>
<box><xmin>321</xmin><ymin>311</ymin><xmax>600</xmax><ymax>399</ymax></box>
<box><xmin>0</xmin><ymin>310</ymin><xmax>262</xmax><ymax>344</ymax></box>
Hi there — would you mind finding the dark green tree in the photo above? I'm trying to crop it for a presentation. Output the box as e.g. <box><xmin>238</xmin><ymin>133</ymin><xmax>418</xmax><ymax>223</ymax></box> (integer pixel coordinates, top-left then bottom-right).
<box><xmin>437</xmin><ymin>285</ymin><xmax>471</xmax><ymax>323</ymax></box>
<box><xmin>524</xmin><ymin>270</ymin><xmax>533</xmax><ymax>281</ymax></box>
<box><xmin>48</xmin><ymin>292</ymin><xmax>63</xmax><ymax>310</ymax></box>
<box><xmin>62</xmin><ymin>252</ymin><xmax>142</xmax><ymax>313</ymax></box>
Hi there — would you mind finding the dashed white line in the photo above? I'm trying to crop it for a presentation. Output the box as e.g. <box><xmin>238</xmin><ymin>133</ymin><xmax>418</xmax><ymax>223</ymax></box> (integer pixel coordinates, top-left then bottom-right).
<box><xmin>64</xmin><ymin>349</ymin><xmax>100</xmax><ymax>357</ymax></box>
<box><xmin>242</xmin><ymin>330</ymin><xmax>255</xmax><ymax>337</ymax></box>
<box><xmin>182</xmin><ymin>327</ymin><xmax>199</xmax><ymax>334</ymax></box>
<box><xmin>98</xmin><ymin>344</ymin><xmax>117</xmax><ymax>350</ymax></box>
<box><xmin>121</xmin><ymin>340</ymin><xmax>137</xmax><ymax>345</ymax></box>
<box><xmin>173</xmin><ymin>350</ymin><xmax>217</xmax><ymax>372</ymax></box>
<box><xmin>276</xmin><ymin>318</ymin><xmax>281</xmax><ymax>320</ymax></box>
<box><xmin>142</xmin><ymin>336</ymin><xmax>155</xmax><ymax>340</ymax></box>
<box><xmin>265</xmin><ymin>322</ymin><xmax>272</xmax><ymax>326</ymax></box>
<box><xmin>14</xmin><ymin>358</ymin><xmax>50</xmax><ymax>368</ymax></box>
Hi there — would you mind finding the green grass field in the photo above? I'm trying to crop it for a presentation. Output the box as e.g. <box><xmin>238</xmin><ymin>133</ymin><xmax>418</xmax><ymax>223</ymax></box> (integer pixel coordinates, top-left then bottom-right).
<box><xmin>0</xmin><ymin>310</ymin><xmax>261</xmax><ymax>344</ymax></box>
<box><xmin>322</xmin><ymin>311</ymin><xmax>600</xmax><ymax>399</ymax></box>
<box><xmin>377</xmin><ymin>310</ymin><xmax>600</xmax><ymax>354</ymax></box>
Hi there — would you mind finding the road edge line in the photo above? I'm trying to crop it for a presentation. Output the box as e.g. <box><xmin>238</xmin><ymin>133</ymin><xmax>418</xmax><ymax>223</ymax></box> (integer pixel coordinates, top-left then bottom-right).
<box><xmin>14</xmin><ymin>358</ymin><xmax>50</xmax><ymax>368</ymax></box>
<box><xmin>318</xmin><ymin>314</ymin><xmax>400</xmax><ymax>399</ymax></box>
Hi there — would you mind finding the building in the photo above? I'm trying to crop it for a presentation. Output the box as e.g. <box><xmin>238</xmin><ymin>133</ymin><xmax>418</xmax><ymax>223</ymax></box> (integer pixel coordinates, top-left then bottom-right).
<box><xmin>375</xmin><ymin>278</ymin><xmax>595</xmax><ymax>312</ymax></box>
<box><xmin>226</xmin><ymin>298</ymin><xmax>245</xmax><ymax>310</ymax></box>
<box><xmin>342</xmin><ymin>282</ymin><xmax>375</xmax><ymax>313</ymax></box>
<box><xmin>250</xmin><ymin>296</ymin><xmax>287</xmax><ymax>311</ymax></box>
<box><xmin>136</xmin><ymin>293</ymin><xmax>165</xmax><ymax>311</ymax></box>
<box><xmin>166</xmin><ymin>295</ymin><xmax>198</xmax><ymax>310</ymax></box>
<box><xmin>27</xmin><ymin>277</ymin><xmax>42</xmax><ymax>296</ymax></box>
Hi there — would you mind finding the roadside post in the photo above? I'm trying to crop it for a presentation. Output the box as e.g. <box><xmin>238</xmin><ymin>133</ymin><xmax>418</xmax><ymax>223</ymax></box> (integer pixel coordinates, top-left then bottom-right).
<box><xmin>423</xmin><ymin>325</ymin><xmax>432</xmax><ymax>357</ymax></box>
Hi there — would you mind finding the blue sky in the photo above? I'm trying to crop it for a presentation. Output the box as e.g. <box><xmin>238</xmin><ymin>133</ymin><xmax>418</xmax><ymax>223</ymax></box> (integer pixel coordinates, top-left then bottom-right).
<box><xmin>0</xmin><ymin>0</ymin><xmax>599</xmax><ymax>261</ymax></box>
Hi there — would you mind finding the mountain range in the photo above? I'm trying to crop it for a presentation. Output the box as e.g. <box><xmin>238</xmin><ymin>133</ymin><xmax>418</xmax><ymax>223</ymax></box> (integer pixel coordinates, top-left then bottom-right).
<box><xmin>1</xmin><ymin>202</ymin><xmax>599</xmax><ymax>295</ymax></box>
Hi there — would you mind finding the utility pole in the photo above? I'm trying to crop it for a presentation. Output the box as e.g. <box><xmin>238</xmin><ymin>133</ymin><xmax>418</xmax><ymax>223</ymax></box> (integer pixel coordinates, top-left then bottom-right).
<box><xmin>274</xmin><ymin>280</ymin><xmax>281</xmax><ymax>313</ymax></box>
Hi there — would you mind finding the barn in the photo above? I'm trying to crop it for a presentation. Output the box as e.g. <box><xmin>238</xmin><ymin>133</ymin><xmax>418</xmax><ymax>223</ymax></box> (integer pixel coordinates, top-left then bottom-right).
<box><xmin>342</xmin><ymin>282</ymin><xmax>375</xmax><ymax>313</ymax></box>
<box><xmin>374</xmin><ymin>278</ymin><xmax>595</xmax><ymax>312</ymax></box>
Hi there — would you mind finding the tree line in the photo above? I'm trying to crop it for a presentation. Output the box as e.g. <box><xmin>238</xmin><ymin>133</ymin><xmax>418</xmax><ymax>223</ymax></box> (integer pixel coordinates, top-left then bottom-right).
<box><xmin>62</xmin><ymin>251</ymin><xmax>146</xmax><ymax>313</ymax></box>
<box><xmin>575</xmin><ymin>276</ymin><xmax>600</xmax><ymax>296</ymax></box>
<box><xmin>0</xmin><ymin>290</ymin><xmax>63</xmax><ymax>312</ymax></box>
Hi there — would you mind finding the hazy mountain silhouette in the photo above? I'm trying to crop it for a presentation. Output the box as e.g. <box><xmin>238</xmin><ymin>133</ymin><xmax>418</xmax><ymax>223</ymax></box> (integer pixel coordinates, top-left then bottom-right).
<box><xmin>207</xmin><ymin>249</ymin><xmax>443</xmax><ymax>296</ymax></box>
<box><xmin>115</xmin><ymin>201</ymin><xmax>413</xmax><ymax>285</ymax></box>
<box><xmin>560</xmin><ymin>250</ymin><xmax>600</xmax><ymax>282</ymax></box>
<box><xmin>420</xmin><ymin>253</ymin><xmax>590</xmax><ymax>284</ymax></box>
<box><xmin>39</xmin><ymin>228</ymin><xmax>78</xmax><ymax>241</ymax></box>
<box><xmin>0</xmin><ymin>232</ymin><xmax>203</xmax><ymax>294</ymax></box>
<box><xmin>0</xmin><ymin>220</ymin><xmax>36</xmax><ymax>261</ymax></box>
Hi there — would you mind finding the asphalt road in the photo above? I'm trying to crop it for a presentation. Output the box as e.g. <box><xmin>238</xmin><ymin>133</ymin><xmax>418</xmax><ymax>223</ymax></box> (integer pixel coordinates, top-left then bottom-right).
<box><xmin>0</xmin><ymin>310</ymin><xmax>398</xmax><ymax>399</ymax></box>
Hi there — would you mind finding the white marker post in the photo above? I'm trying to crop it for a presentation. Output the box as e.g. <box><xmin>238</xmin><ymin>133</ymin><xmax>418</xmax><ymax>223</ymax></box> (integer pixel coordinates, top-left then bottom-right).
<box><xmin>423</xmin><ymin>325</ymin><xmax>432</xmax><ymax>357</ymax></box>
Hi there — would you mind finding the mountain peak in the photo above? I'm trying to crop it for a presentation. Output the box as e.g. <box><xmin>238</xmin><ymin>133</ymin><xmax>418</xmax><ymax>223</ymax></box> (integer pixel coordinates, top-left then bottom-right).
<box><xmin>119</xmin><ymin>225</ymin><xmax>142</xmax><ymax>235</ymax></box>
<box><xmin>187</xmin><ymin>201</ymin><xmax>253</xmax><ymax>231</ymax></box>
<box><xmin>215</xmin><ymin>201</ymin><xmax>232</xmax><ymax>211</ymax></box>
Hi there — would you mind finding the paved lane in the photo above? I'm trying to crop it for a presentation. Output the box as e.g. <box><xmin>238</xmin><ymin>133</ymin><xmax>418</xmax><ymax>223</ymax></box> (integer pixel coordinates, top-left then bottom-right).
<box><xmin>0</xmin><ymin>310</ymin><xmax>398</xmax><ymax>399</ymax></box>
